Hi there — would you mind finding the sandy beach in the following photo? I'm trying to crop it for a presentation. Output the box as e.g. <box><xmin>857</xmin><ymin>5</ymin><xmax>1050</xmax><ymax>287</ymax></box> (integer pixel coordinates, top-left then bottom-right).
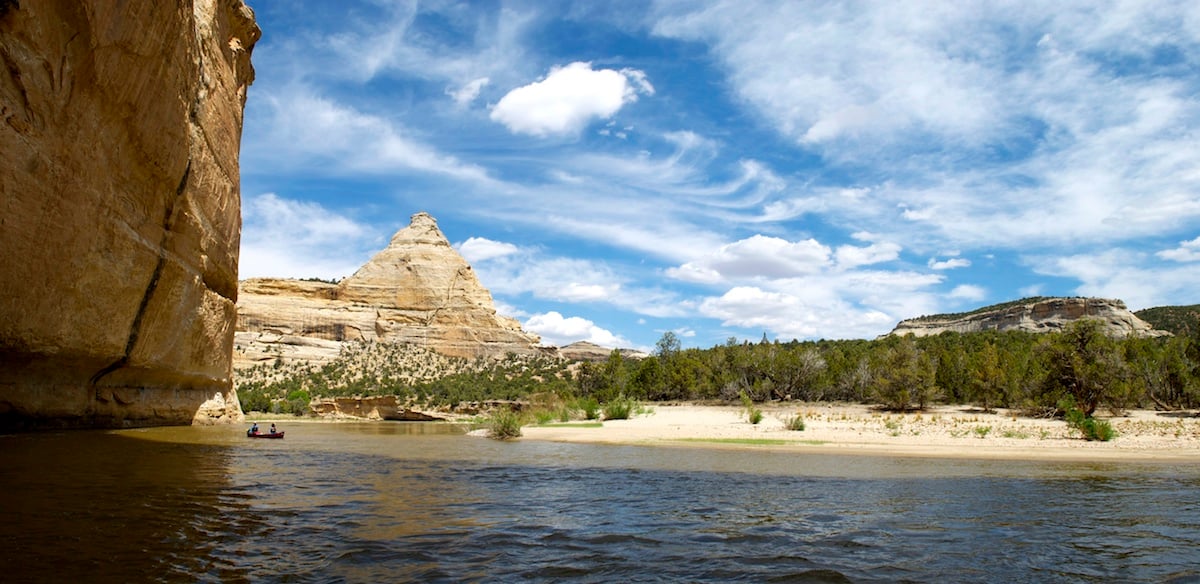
<box><xmin>517</xmin><ymin>403</ymin><xmax>1200</xmax><ymax>462</ymax></box>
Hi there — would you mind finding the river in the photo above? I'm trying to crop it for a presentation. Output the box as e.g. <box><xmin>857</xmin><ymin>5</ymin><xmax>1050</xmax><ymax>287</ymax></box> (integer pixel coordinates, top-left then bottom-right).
<box><xmin>1</xmin><ymin>421</ymin><xmax>1198</xmax><ymax>582</ymax></box>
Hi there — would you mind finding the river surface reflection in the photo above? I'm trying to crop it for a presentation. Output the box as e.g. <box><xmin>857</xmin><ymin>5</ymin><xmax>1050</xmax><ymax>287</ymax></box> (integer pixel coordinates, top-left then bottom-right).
<box><xmin>2</xmin><ymin>422</ymin><xmax>1199</xmax><ymax>582</ymax></box>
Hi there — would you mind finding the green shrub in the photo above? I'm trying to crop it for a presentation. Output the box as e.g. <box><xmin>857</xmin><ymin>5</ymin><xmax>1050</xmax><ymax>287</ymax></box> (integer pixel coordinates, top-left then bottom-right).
<box><xmin>602</xmin><ymin>395</ymin><xmax>635</xmax><ymax>420</ymax></box>
<box><xmin>1061</xmin><ymin>398</ymin><xmax>1118</xmax><ymax>442</ymax></box>
<box><xmin>739</xmin><ymin>390</ymin><xmax>763</xmax><ymax>424</ymax></box>
<box><xmin>487</xmin><ymin>408</ymin><xmax>524</xmax><ymax>440</ymax></box>
<box><xmin>573</xmin><ymin>397</ymin><xmax>601</xmax><ymax>420</ymax></box>
<box><xmin>784</xmin><ymin>414</ymin><xmax>806</xmax><ymax>431</ymax></box>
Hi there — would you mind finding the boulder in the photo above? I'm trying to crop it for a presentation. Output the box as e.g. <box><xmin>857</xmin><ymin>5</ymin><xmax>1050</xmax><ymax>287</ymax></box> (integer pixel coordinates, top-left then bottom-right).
<box><xmin>0</xmin><ymin>0</ymin><xmax>259</xmax><ymax>429</ymax></box>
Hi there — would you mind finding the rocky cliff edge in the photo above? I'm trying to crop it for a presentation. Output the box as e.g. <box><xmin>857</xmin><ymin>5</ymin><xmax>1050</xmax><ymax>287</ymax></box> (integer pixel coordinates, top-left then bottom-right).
<box><xmin>0</xmin><ymin>1</ymin><xmax>259</xmax><ymax>429</ymax></box>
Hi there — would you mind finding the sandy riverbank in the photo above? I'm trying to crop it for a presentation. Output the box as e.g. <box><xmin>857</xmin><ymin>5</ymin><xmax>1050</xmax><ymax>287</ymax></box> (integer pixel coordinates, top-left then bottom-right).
<box><xmin>517</xmin><ymin>403</ymin><xmax>1200</xmax><ymax>462</ymax></box>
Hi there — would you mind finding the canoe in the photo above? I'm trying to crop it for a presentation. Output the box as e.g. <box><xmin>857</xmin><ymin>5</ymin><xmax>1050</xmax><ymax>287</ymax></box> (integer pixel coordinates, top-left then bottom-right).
<box><xmin>246</xmin><ymin>431</ymin><xmax>284</xmax><ymax>439</ymax></box>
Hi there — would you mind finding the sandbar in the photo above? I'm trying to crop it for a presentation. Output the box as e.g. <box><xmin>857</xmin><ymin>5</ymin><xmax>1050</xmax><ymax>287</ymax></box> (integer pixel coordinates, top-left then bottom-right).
<box><xmin>517</xmin><ymin>403</ymin><xmax>1200</xmax><ymax>462</ymax></box>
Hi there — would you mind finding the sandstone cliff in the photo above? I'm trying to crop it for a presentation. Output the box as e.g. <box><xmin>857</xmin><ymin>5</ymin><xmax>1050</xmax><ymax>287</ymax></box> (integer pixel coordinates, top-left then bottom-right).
<box><xmin>235</xmin><ymin>212</ymin><xmax>548</xmax><ymax>366</ymax></box>
<box><xmin>0</xmin><ymin>1</ymin><xmax>259</xmax><ymax>429</ymax></box>
<box><xmin>888</xmin><ymin>297</ymin><xmax>1169</xmax><ymax>338</ymax></box>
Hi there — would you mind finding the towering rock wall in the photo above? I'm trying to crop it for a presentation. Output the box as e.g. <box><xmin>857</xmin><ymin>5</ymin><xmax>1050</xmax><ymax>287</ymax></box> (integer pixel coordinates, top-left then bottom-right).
<box><xmin>235</xmin><ymin>213</ymin><xmax>548</xmax><ymax>366</ymax></box>
<box><xmin>888</xmin><ymin>297</ymin><xmax>1169</xmax><ymax>338</ymax></box>
<box><xmin>0</xmin><ymin>1</ymin><xmax>259</xmax><ymax>429</ymax></box>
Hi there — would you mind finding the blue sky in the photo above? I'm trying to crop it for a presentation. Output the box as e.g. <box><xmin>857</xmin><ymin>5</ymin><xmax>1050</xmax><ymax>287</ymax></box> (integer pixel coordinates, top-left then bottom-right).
<box><xmin>239</xmin><ymin>0</ymin><xmax>1200</xmax><ymax>351</ymax></box>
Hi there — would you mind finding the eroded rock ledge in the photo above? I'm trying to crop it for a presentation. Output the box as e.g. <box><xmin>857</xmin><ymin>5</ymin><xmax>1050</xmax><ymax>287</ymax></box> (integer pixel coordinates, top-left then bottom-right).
<box><xmin>888</xmin><ymin>297</ymin><xmax>1169</xmax><ymax>338</ymax></box>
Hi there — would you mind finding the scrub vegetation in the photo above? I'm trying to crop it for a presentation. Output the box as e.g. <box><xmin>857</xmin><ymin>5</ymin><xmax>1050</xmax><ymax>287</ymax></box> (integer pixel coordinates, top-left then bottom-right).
<box><xmin>235</xmin><ymin>320</ymin><xmax>1200</xmax><ymax>440</ymax></box>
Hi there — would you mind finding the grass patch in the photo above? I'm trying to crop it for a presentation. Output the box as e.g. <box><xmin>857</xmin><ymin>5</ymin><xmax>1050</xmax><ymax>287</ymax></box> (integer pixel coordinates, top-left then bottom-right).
<box><xmin>486</xmin><ymin>408</ymin><xmax>524</xmax><ymax>440</ymax></box>
<box><xmin>602</xmin><ymin>395</ymin><xmax>636</xmax><ymax>420</ymax></box>
<box><xmin>783</xmin><ymin>414</ymin><xmax>806</xmax><ymax>431</ymax></box>
<box><xmin>535</xmin><ymin>422</ymin><xmax>603</xmax><ymax>428</ymax></box>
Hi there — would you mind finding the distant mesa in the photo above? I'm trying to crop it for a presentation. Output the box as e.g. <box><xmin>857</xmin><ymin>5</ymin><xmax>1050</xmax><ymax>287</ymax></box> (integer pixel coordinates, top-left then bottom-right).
<box><xmin>235</xmin><ymin>212</ymin><xmax>551</xmax><ymax>367</ymax></box>
<box><xmin>887</xmin><ymin>297</ymin><xmax>1170</xmax><ymax>338</ymax></box>
<box><xmin>559</xmin><ymin>341</ymin><xmax>649</xmax><ymax>362</ymax></box>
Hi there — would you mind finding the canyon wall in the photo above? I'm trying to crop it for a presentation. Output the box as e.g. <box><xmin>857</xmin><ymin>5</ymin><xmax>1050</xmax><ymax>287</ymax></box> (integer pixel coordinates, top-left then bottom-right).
<box><xmin>0</xmin><ymin>1</ymin><xmax>259</xmax><ymax>429</ymax></box>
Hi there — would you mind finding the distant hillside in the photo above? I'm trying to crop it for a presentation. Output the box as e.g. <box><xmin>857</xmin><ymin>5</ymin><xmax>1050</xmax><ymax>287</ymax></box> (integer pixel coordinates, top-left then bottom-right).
<box><xmin>1134</xmin><ymin>305</ymin><xmax>1200</xmax><ymax>337</ymax></box>
<box><xmin>890</xmin><ymin>297</ymin><xmax>1167</xmax><ymax>338</ymax></box>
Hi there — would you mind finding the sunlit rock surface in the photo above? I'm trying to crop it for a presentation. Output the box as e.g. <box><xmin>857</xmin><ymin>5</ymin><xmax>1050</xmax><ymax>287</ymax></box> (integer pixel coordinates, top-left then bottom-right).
<box><xmin>0</xmin><ymin>0</ymin><xmax>259</xmax><ymax>429</ymax></box>
<box><xmin>888</xmin><ymin>297</ymin><xmax>1169</xmax><ymax>338</ymax></box>
<box><xmin>235</xmin><ymin>212</ymin><xmax>549</xmax><ymax>368</ymax></box>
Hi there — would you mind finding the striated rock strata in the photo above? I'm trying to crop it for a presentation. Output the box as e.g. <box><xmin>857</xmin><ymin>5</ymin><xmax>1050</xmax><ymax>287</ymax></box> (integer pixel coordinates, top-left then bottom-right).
<box><xmin>235</xmin><ymin>212</ymin><xmax>549</xmax><ymax>367</ymax></box>
<box><xmin>888</xmin><ymin>297</ymin><xmax>1169</xmax><ymax>338</ymax></box>
<box><xmin>0</xmin><ymin>1</ymin><xmax>259</xmax><ymax>429</ymax></box>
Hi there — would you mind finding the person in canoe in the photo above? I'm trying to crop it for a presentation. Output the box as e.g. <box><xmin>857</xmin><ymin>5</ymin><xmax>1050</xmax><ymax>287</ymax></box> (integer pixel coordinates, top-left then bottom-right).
<box><xmin>249</xmin><ymin>422</ymin><xmax>259</xmax><ymax>435</ymax></box>
<box><xmin>269</xmin><ymin>423</ymin><xmax>277</xmax><ymax>435</ymax></box>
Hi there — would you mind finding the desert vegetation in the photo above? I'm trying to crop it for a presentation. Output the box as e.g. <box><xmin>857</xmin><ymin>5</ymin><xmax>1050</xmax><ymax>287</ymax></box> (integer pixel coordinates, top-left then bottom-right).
<box><xmin>235</xmin><ymin>321</ymin><xmax>1200</xmax><ymax>441</ymax></box>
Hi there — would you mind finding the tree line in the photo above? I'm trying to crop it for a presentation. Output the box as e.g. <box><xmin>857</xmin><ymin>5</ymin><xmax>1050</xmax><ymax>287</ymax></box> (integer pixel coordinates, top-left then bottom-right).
<box><xmin>237</xmin><ymin>318</ymin><xmax>1200</xmax><ymax>418</ymax></box>
<box><xmin>575</xmin><ymin>320</ymin><xmax>1200</xmax><ymax>416</ymax></box>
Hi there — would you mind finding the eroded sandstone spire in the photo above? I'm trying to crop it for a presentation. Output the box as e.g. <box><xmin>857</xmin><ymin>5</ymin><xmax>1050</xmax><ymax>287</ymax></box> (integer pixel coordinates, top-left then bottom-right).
<box><xmin>235</xmin><ymin>212</ymin><xmax>546</xmax><ymax>365</ymax></box>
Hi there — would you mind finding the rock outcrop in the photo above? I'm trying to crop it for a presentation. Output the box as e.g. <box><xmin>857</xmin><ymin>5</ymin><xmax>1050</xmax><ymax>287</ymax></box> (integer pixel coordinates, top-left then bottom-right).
<box><xmin>888</xmin><ymin>297</ymin><xmax>1169</xmax><ymax>338</ymax></box>
<box><xmin>0</xmin><ymin>1</ymin><xmax>259</xmax><ymax>429</ymax></box>
<box><xmin>235</xmin><ymin>212</ymin><xmax>548</xmax><ymax>367</ymax></box>
<box><xmin>559</xmin><ymin>341</ymin><xmax>649</xmax><ymax>362</ymax></box>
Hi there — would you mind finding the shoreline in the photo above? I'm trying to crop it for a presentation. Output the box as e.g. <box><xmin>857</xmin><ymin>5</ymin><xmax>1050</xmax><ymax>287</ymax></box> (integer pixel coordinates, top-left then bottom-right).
<box><xmin>516</xmin><ymin>403</ymin><xmax>1200</xmax><ymax>463</ymax></box>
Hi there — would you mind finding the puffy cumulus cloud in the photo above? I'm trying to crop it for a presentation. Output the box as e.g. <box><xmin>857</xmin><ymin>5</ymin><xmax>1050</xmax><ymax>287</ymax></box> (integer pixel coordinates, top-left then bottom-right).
<box><xmin>1156</xmin><ymin>236</ymin><xmax>1200</xmax><ymax>262</ymax></box>
<box><xmin>455</xmin><ymin>237</ymin><xmax>519</xmax><ymax>263</ymax></box>
<box><xmin>928</xmin><ymin>257</ymin><xmax>971</xmax><ymax>270</ymax></box>
<box><xmin>471</xmin><ymin>252</ymin><xmax>688</xmax><ymax>318</ymax></box>
<box><xmin>698</xmin><ymin>287</ymin><xmax>895</xmax><ymax>340</ymax></box>
<box><xmin>240</xmin><ymin>193</ymin><xmax>379</xmax><ymax>279</ymax></box>
<box><xmin>667</xmin><ymin>235</ymin><xmax>831</xmax><ymax>283</ymax></box>
<box><xmin>524</xmin><ymin>311</ymin><xmax>631</xmax><ymax>348</ymax></box>
<box><xmin>490</xmin><ymin>62</ymin><xmax>654</xmax><ymax>136</ymax></box>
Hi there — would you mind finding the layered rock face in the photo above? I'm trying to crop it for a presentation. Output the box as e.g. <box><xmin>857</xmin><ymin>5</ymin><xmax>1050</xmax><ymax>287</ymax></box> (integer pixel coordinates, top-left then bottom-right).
<box><xmin>888</xmin><ymin>297</ymin><xmax>1169</xmax><ymax>338</ymax></box>
<box><xmin>235</xmin><ymin>213</ymin><xmax>547</xmax><ymax>367</ymax></box>
<box><xmin>0</xmin><ymin>1</ymin><xmax>259</xmax><ymax>429</ymax></box>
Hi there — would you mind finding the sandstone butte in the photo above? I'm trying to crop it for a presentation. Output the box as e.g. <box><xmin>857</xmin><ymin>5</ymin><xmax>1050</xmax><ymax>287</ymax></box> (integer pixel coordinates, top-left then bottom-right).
<box><xmin>234</xmin><ymin>212</ymin><xmax>551</xmax><ymax>368</ymax></box>
<box><xmin>887</xmin><ymin>297</ymin><xmax>1169</xmax><ymax>338</ymax></box>
<box><xmin>0</xmin><ymin>1</ymin><xmax>260</xmax><ymax>430</ymax></box>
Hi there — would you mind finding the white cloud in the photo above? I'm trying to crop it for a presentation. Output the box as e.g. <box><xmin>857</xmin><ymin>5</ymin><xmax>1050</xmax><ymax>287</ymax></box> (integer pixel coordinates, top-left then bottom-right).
<box><xmin>648</xmin><ymin>1</ymin><xmax>1200</xmax><ymax>254</ymax></box>
<box><xmin>1030</xmin><ymin>248</ymin><xmax>1200</xmax><ymax>310</ymax></box>
<box><xmin>247</xmin><ymin>89</ymin><xmax>494</xmax><ymax>183</ymax></box>
<box><xmin>1156</xmin><ymin>236</ymin><xmax>1200</xmax><ymax>262</ymax></box>
<box><xmin>448</xmin><ymin>77</ymin><xmax>490</xmax><ymax>106</ymax></box>
<box><xmin>836</xmin><ymin>241</ymin><xmax>901</xmax><ymax>269</ymax></box>
<box><xmin>697</xmin><ymin>286</ymin><xmax>896</xmax><ymax>340</ymax></box>
<box><xmin>471</xmin><ymin>252</ymin><xmax>687</xmax><ymax>318</ymax></box>
<box><xmin>240</xmin><ymin>193</ymin><xmax>379</xmax><ymax>280</ymax></box>
<box><xmin>490</xmin><ymin>62</ymin><xmax>654</xmax><ymax>136</ymax></box>
<box><xmin>524</xmin><ymin>311</ymin><xmax>631</xmax><ymax>348</ymax></box>
<box><xmin>455</xmin><ymin>237</ymin><xmax>519</xmax><ymax>263</ymax></box>
<box><xmin>948</xmin><ymin>284</ymin><xmax>987</xmax><ymax>302</ymax></box>
<box><xmin>928</xmin><ymin>257</ymin><xmax>971</xmax><ymax>270</ymax></box>
<box><xmin>667</xmin><ymin>235</ymin><xmax>831</xmax><ymax>282</ymax></box>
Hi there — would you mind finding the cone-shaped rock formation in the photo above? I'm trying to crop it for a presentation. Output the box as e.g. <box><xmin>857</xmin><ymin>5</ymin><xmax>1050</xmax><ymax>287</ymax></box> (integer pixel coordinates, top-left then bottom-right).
<box><xmin>235</xmin><ymin>213</ymin><xmax>546</xmax><ymax>366</ymax></box>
